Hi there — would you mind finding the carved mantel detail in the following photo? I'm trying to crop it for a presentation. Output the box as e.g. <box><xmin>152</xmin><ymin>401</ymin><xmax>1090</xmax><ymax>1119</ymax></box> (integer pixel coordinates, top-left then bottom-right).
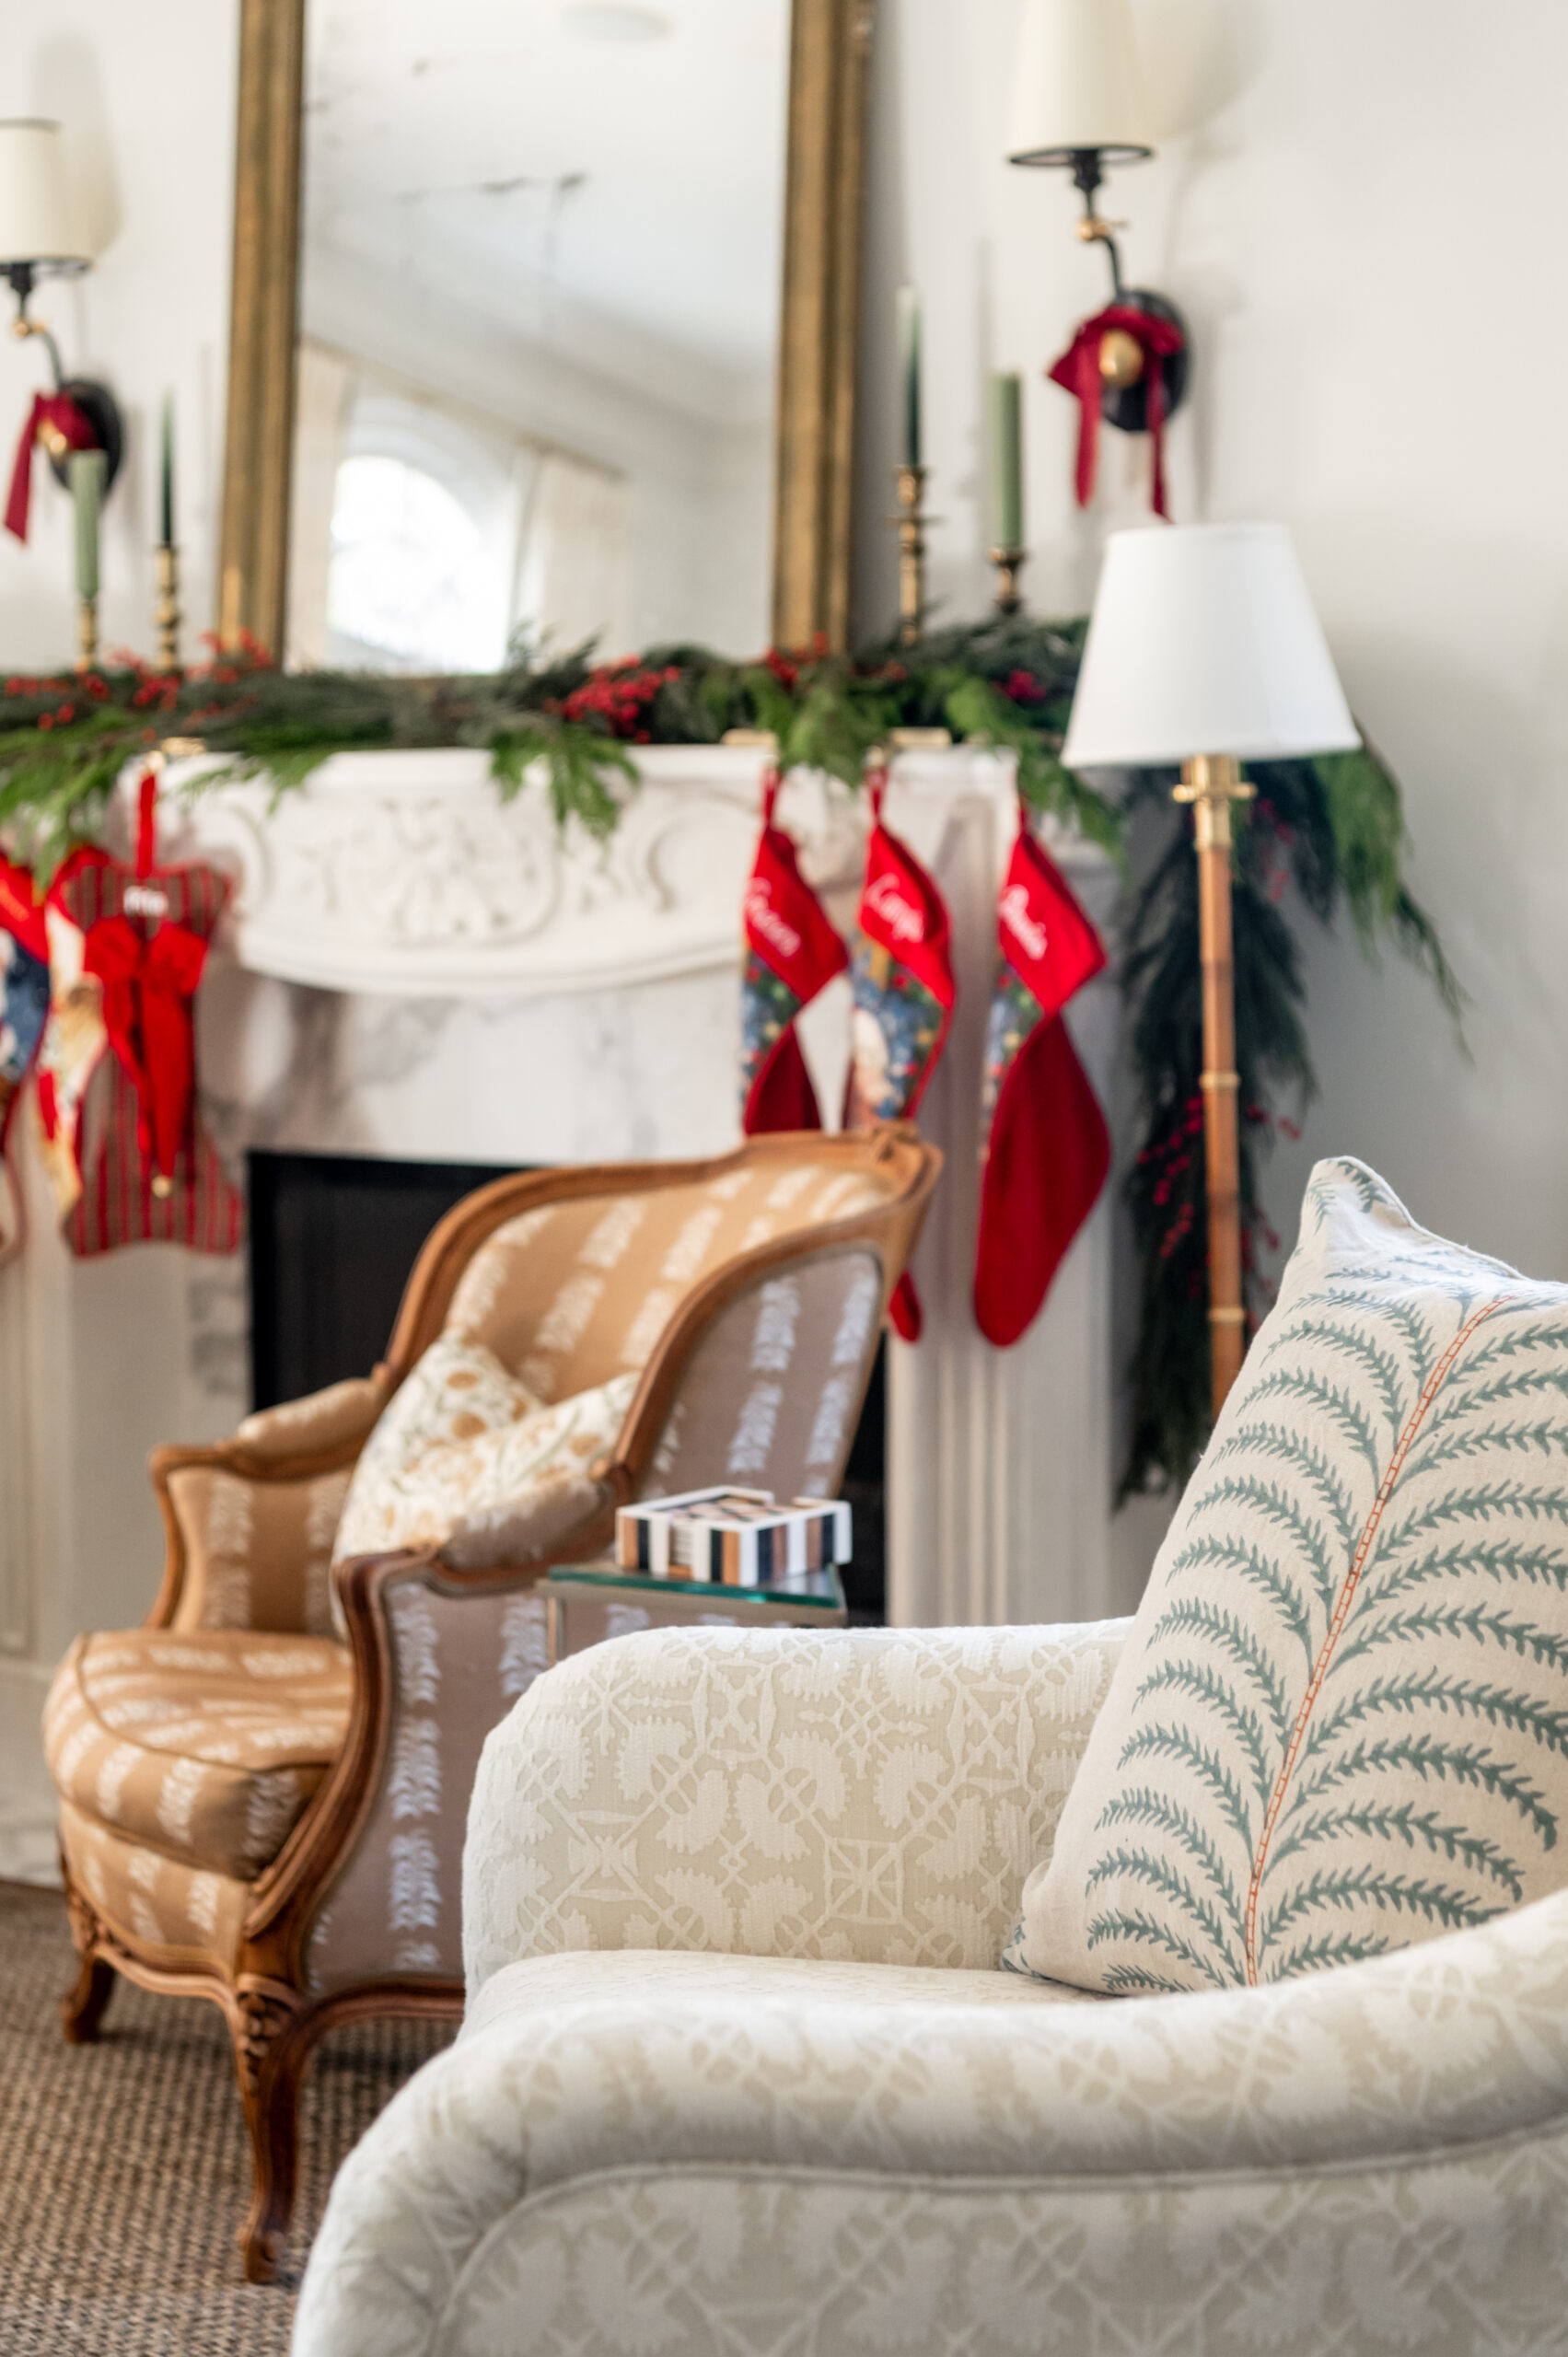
<box><xmin>162</xmin><ymin>744</ymin><xmax>866</xmax><ymax>1000</ymax></box>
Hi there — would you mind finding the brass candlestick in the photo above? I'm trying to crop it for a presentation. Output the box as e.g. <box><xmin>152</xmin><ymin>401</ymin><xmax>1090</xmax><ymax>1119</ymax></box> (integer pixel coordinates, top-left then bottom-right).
<box><xmin>894</xmin><ymin>464</ymin><xmax>928</xmax><ymax>646</ymax></box>
<box><xmin>156</xmin><ymin>543</ymin><xmax>181</xmax><ymax>673</ymax></box>
<box><xmin>990</xmin><ymin>545</ymin><xmax>1027</xmax><ymax>616</ymax></box>
<box><xmin>75</xmin><ymin>594</ymin><xmax>99</xmax><ymax>676</ymax></box>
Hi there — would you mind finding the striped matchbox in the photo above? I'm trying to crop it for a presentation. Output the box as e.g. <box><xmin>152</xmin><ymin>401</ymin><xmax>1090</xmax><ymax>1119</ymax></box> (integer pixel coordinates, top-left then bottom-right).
<box><xmin>616</xmin><ymin>1488</ymin><xmax>852</xmax><ymax>1588</ymax></box>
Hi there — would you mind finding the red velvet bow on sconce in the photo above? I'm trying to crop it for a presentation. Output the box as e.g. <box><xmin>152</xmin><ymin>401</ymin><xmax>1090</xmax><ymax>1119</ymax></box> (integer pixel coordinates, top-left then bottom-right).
<box><xmin>1007</xmin><ymin>0</ymin><xmax>1191</xmax><ymax>517</ymax></box>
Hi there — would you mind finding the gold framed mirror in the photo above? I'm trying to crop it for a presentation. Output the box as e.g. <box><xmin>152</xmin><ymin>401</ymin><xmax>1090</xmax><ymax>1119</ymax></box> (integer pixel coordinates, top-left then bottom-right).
<box><xmin>217</xmin><ymin>0</ymin><xmax>872</xmax><ymax>668</ymax></box>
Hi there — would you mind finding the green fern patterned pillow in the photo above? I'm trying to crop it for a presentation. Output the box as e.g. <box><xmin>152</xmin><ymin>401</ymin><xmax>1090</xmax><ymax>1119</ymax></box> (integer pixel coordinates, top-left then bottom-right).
<box><xmin>1016</xmin><ymin>1156</ymin><xmax>1568</xmax><ymax>1993</ymax></box>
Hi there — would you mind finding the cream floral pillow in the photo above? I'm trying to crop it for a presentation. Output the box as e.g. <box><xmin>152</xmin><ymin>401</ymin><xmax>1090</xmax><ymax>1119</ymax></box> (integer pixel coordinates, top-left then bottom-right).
<box><xmin>334</xmin><ymin>1334</ymin><xmax>635</xmax><ymax>1571</ymax></box>
<box><xmin>1014</xmin><ymin>1157</ymin><xmax>1568</xmax><ymax>1995</ymax></box>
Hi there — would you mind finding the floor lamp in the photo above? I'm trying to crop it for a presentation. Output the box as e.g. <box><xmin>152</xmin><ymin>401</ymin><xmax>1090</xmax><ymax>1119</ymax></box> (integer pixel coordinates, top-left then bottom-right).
<box><xmin>1063</xmin><ymin>523</ymin><xmax>1361</xmax><ymax>1416</ymax></box>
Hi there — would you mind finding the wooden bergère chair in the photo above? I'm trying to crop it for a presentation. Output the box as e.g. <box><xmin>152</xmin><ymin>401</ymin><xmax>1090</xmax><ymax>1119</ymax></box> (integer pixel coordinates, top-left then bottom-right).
<box><xmin>42</xmin><ymin>1125</ymin><xmax>939</xmax><ymax>2280</ymax></box>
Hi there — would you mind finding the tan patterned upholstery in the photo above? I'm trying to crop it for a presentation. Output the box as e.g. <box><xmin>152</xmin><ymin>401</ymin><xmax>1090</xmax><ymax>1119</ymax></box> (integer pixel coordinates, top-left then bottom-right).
<box><xmin>445</xmin><ymin>1162</ymin><xmax>894</xmax><ymax>1403</ymax></box>
<box><xmin>58</xmin><ymin>1797</ymin><xmax>251</xmax><ymax>1970</ymax></box>
<box><xmin>163</xmin><ymin>1463</ymin><xmax>354</xmax><ymax>1634</ymax></box>
<box><xmin>234</xmin><ymin>1376</ymin><xmax>389</xmax><ymax>1463</ymax></box>
<box><xmin>44</xmin><ymin>1630</ymin><xmax>351</xmax><ymax>1879</ymax></box>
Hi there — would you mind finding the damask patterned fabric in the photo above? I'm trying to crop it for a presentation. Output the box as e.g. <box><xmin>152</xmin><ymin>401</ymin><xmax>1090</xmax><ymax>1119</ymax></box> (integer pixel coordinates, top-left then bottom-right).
<box><xmin>1017</xmin><ymin>1156</ymin><xmax>1568</xmax><ymax>1995</ymax></box>
<box><xmin>445</xmin><ymin>1161</ymin><xmax>894</xmax><ymax>1405</ymax></box>
<box><xmin>296</xmin><ymin>1625</ymin><xmax>1568</xmax><ymax>2357</ymax></box>
<box><xmin>164</xmin><ymin>1460</ymin><xmax>354</xmax><ymax>1634</ymax></box>
<box><xmin>57</xmin><ymin>1795</ymin><xmax>251</xmax><ymax>1968</ymax></box>
<box><xmin>43</xmin><ymin>1629</ymin><xmax>351</xmax><ymax>1879</ymax></box>
<box><xmin>332</xmin><ymin>1340</ymin><xmax>634</xmax><ymax>1571</ymax></box>
<box><xmin>464</xmin><ymin>1621</ymin><xmax>1128</xmax><ymax>1993</ymax></box>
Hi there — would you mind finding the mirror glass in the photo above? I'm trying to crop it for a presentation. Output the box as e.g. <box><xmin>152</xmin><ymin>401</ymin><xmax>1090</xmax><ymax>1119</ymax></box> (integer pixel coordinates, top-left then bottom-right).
<box><xmin>285</xmin><ymin>0</ymin><xmax>789</xmax><ymax>675</ymax></box>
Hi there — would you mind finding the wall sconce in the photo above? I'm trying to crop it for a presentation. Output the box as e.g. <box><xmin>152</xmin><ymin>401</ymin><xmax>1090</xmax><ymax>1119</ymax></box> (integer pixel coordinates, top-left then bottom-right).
<box><xmin>0</xmin><ymin>121</ymin><xmax>123</xmax><ymax>494</ymax></box>
<box><xmin>1007</xmin><ymin>0</ymin><xmax>1188</xmax><ymax>446</ymax></box>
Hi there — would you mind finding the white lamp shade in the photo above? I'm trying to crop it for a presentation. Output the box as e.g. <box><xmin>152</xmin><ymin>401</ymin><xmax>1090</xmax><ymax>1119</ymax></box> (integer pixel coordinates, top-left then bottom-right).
<box><xmin>1063</xmin><ymin>523</ymin><xmax>1362</xmax><ymax>768</ymax></box>
<box><xmin>1007</xmin><ymin>0</ymin><xmax>1153</xmax><ymax>164</ymax></box>
<box><xmin>0</xmin><ymin>121</ymin><xmax>87</xmax><ymax>268</ymax></box>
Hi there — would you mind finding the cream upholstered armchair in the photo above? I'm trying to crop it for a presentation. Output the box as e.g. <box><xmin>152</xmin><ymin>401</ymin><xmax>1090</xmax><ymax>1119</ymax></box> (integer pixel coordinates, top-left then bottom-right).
<box><xmin>42</xmin><ymin>1125</ymin><xmax>938</xmax><ymax>2282</ymax></box>
<box><xmin>296</xmin><ymin>1616</ymin><xmax>1568</xmax><ymax>2357</ymax></box>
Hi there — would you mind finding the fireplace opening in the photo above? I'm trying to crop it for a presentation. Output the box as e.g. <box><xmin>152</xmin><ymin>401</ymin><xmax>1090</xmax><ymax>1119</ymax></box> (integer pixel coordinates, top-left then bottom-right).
<box><xmin>248</xmin><ymin>1149</ymin><xmax>888</xmax><ymax>1622</ymax></box>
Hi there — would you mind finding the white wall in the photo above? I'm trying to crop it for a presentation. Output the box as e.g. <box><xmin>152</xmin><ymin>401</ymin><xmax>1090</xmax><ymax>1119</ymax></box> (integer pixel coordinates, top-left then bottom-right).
<box><xmin>0</xmin><ymin>2</ymin><xmax>239</xmax><ymax>1877</ymax></box>
<box><xmin>855</xmin><ymin>0</ymin><xmax>1568</xmax><ymax>1594</ymax></box>
<box><xmin>0</xmin><ymin>4</ymin><xmax>236</xmax><ymax>669</ymax></box>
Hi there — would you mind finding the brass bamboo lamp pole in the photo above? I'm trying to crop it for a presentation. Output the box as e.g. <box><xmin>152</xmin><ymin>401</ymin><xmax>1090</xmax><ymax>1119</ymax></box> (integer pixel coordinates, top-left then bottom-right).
<box><xmin>1063</xmin><ymin>522</ymin><xmax>1361</xmax><ymax>1420</ymax></box>
<box><xmin>1174</xmin><ymin>753</ymin><xmax>1254</xmax><ymax>1408</ymax></box>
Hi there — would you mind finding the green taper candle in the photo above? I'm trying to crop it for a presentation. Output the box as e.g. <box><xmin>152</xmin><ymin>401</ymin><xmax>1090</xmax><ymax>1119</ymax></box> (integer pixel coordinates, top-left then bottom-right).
<box><xmin>159</xmin><ymin>391</ymin><xmax>174</xmax><ymax>550</ymax></box>
<box><xmin>992</xmin><ymin>373</ymin><xmax>1023</xmax><ymax>549</ymax></box>
<box><xmin>897</xmin><ymin>284</ymin><xmax>922</xmax><ymax>470</ymax></box>
<box><xmin>70</xmin><ymin>448</ymin><xmax>106</xmax><ymax>603</ymax></box>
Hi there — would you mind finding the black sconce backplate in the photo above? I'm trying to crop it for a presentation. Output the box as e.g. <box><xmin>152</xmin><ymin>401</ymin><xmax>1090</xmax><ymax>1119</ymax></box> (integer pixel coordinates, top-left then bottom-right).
<box><xmin>1101</xmin><ymin>289</ymin><xmax>1190</xmax><ymax>435</ymax></box>
<box><xmin>45</xmin><ymin>377</ymin><xmax>125</xmax><ymax>495</ymax></box>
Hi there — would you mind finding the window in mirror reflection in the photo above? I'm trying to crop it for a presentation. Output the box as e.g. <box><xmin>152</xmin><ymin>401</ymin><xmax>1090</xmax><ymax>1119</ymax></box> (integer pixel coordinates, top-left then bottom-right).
<box><xmin>288</xmin><ymin>343</ymin><xmax>633</xmax><ymax>673</ymax></box>
<box><xmin>327</xmin><ymin>455</ymin><xmax>505</xmax><ymax>672</ymax></box>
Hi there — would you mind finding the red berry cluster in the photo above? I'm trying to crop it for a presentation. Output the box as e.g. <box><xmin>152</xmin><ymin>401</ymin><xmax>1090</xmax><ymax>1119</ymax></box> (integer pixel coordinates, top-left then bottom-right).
<box><xmin>759</xmin><ymin>632</ymin><xmax>830</xmax><ymax>694</ymax></box>
<box><xmin>1003</xmin><ymin>668</ymin><xmax>1048</xmax><ymax>706</ymax></box>
<box><xmin>558</xmin><ymin>658</ymin><xmax>679</xmax><ymax>742</ymax></box>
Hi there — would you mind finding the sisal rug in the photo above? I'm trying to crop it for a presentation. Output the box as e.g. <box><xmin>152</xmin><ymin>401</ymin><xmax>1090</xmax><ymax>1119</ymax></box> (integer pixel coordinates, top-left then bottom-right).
<box><xmin>0</xmin><ymin>1883</ymin><xmax>455</xmax><ymax>2354</ymax></box>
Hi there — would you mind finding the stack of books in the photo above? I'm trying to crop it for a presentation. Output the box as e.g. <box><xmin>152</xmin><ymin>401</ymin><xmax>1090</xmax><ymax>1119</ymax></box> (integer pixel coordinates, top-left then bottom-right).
<box><xmin>615</xmin><ymin>1486</ymin><xmax>853</xmax><ymax>1590</ymax></box>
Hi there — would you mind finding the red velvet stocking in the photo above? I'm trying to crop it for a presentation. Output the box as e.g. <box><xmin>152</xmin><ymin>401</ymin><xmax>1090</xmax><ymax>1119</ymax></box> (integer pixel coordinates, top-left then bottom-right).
<box><xmin>973</xmin><ymin>815</ymin><xmax>1110</xmax><ymax>1347</ymax></box>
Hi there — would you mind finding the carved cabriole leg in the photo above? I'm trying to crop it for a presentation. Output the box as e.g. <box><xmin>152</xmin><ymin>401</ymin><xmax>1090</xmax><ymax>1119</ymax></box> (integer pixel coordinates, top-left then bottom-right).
<box><xmin>232</xmin><ymin>1976</ymin><xmax>308</xmax><ymax>2283</ymax></box>
<box><xmin>59</xmin><ymin>1874</ymin><xmax>117</xmax><ymax>2045</ymax></box>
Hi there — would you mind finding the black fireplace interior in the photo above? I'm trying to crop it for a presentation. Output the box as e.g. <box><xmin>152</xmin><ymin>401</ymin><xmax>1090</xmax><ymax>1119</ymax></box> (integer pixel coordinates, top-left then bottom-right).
<box><xmin>247</xmin><ymin>1149</ymin><xmax>887</xmax><ymax>1620</ymax></box>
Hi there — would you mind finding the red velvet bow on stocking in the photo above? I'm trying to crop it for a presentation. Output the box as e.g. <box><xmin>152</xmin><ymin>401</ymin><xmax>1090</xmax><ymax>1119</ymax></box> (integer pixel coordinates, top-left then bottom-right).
<box><xmin>80</xmin><ymin>917</ymin><xmax>209</xmax><ymax>1192</ymax></box>
<box><xmin>1047</xmin><ymin>304</ymin><xmax>1186</xmax><ymax>520</ymax></box>
<box><xmin>5</xmin><ymin>392</ymin><xmax>98</xmax><ymax>544</ymax></box>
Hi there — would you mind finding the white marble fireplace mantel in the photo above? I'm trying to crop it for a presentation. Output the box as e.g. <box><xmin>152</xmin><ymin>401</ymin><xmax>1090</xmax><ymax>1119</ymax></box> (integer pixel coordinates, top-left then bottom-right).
<box><xmin>171</xmin><ymin>745</ymin><xmax>865</xmax><ymax>999</ymax></box>
<box><xmin>0</xmin><ymin>741</ymin><xmax>1131</xmax><ymax>1882</ymax></box>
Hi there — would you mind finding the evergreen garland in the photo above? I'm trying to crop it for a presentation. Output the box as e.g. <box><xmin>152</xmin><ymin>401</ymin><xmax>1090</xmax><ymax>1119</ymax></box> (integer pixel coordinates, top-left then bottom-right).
<box><xmin>0</xmin><ymin>625</ymin><xmax>1457</xmax><ymax>1492</ymax></box>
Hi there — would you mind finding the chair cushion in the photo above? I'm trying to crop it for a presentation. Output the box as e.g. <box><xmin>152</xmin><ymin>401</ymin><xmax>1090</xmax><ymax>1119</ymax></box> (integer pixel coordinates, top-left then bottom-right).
<box><xmin>44</xmin><ymin>1629</ymin><xmax>351</xmax><ymax>1879</ymax></box>
<box><xmin>463</xmin><ymin>1947</ymin><xmax>1103</xmax><ymax>2049</ymax></box>
<box><xmin>332</xmin><ymin>1335</ymin><xmax>636</xmax><ymax>1570</ymax></box>
<box><xmin>1016</xmin><ymin>1156</ymin><xmax>1568</xmax><ymax>1995</ymax></box>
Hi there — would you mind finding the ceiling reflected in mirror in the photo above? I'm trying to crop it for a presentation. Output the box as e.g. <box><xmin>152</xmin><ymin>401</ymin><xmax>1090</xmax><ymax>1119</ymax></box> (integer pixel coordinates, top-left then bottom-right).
<box><xmin>287</xmin><ymin>0</ymin><xmax>789</xmax><ymax>676</ymax></box>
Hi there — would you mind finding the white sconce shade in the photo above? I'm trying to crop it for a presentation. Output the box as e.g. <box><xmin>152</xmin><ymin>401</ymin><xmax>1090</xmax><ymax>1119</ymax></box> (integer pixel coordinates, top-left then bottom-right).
<box><xmin>1063</xmin><ymin>523</ymin><xmax>1362</xmax><ymax>768</ymax></box>
<box><xmin>0</xmin><ymin>121</ymin><xmax>87</xmax><ymax>269</ymax></box>
<box><xmin>1007</xmin><ymin>0</ymin><xmax>1153</xmax><ymax>166</ymax></box>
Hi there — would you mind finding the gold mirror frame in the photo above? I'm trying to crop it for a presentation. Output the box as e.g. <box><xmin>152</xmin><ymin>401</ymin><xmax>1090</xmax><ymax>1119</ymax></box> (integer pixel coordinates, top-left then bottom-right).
<box><xmin>218</xmin><ymin>0</ymin><xmax>873</xmax><ymax>660</ymax></box>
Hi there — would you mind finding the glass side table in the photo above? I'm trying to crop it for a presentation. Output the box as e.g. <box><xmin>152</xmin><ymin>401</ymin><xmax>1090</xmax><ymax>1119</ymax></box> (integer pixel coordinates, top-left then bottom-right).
<box><xmin>546</xmin><ymin>1562</ymin><xmax>846</xmax><ymax>1662</ymax></box>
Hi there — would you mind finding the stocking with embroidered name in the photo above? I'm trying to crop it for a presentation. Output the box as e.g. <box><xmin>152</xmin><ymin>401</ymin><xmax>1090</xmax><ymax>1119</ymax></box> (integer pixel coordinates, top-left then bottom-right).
<box><xmin>740</xmin><ymin>765</ymin><xmax>848</xmax><ymax>1134</ymax></box>
<box><xmin>845</xmin><ymin>769</ymin><xmax>955</xmax><ymax>1341</ymax></box>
